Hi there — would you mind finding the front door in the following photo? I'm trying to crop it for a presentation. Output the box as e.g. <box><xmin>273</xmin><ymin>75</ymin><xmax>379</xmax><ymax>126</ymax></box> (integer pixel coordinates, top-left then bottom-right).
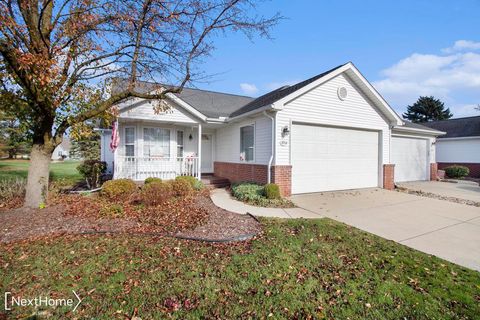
<box><xmin>201</xmin><ymin>134</ymin><xmax>213</xmax><ymax>173</ymax></box>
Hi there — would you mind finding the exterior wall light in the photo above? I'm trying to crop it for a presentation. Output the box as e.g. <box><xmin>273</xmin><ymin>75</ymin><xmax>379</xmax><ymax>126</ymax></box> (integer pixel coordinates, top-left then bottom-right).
<box><xmin>282</xmin><ymin>126</ymin><xmax>290</xmax><ymax>137</ymax></box>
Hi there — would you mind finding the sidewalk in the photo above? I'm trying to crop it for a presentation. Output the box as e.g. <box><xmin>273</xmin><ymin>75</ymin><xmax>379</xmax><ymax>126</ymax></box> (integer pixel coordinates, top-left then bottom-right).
<box><xmin>210</xmin><ymin>188</ymin><xmax>323</xmax><ymax>219</ymax></box>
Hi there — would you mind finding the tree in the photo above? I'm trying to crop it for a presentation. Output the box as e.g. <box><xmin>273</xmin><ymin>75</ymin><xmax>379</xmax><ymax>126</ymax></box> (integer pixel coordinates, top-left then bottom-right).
<box><xmin>0</xmin><ymin>0</ymin><xmax>280</xmax><ymax>207</ymax></box>
<box><xmin>403</xmin><ymin>96</ymin><xmax>453</xmax><ymax>123</ymax></box>
<box><xmin>0</xmin><ymin>96</ymin><xmax>32</xmax><ymax>158</ymax></box>
<box><xmin>70</xmin><ymin>121</ymin><xmax>101</xmax><ymax>160</ymax></box>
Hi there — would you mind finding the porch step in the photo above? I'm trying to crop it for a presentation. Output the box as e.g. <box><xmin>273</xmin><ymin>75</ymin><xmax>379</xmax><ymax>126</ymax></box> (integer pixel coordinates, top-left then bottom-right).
<box><xmin>201</xmin><ymin>175</ymin><xmax>231</xmax><ymax>189</ymax></box>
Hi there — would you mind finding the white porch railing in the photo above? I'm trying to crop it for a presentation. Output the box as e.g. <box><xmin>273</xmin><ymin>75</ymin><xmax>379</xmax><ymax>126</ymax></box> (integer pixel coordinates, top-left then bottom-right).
<box><xmin>114</xmin><ymin>156</ymin><xmax>199</xmax><ymax>180</ymax></box>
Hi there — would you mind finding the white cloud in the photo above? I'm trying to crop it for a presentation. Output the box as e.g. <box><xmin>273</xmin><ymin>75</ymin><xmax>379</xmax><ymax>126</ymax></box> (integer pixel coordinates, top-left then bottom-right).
<box><xmin>239</xmin><ymin>83</ymin><xmax>258</xmax><ymax>95</ymax></box>
<box><xmin>442</xmin><ymin>40</ymin><xmax>480</xmax><ymax>53</ymax></box>
<box><xmin>373</xmin><ymin>43</ymin><xmax>480</xmax><ymax>118</ymax></box>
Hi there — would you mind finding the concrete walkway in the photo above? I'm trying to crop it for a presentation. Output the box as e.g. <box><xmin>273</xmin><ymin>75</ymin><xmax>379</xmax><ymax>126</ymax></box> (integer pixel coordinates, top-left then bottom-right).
<box><xmin>292</xmin><ymin>188</ymin><xmax>480</xmax><ymax>271</ymax></box>
<box><xmin>210</xmin><ymin>188</ymin><xmax>322</xmax><ymax>219</ymax></box>
<box><xmin>397</xmin><ymin>180</ymin><xmax>480</xmax><ymax>203</ymax></box>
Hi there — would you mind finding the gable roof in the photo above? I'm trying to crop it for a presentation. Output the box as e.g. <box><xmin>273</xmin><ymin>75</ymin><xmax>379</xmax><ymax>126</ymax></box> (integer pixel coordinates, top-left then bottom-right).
<box><xmin>422</xmin><ymin>116</ymin><xmax>480</xmax><ymax>138</ymax></box>
<box><xmin>229</xmin><ymin>64</ymin><xmax>345</xmax><ymax>117</ymax></box>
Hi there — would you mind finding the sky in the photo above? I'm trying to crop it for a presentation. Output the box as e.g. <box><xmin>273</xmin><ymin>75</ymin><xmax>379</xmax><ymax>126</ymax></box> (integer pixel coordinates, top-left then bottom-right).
<box><xmin>195</xmin><ymin>0</ymin><xmax>480</xmax><ymax>118</ymax></box>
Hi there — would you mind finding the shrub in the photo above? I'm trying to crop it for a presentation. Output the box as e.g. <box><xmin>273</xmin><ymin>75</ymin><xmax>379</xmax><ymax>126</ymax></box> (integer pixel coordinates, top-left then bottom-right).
<box><xmin>444</xmin><ymin>165</ymin><xmax>470</xmax><ymax>179</ymax></box>
<box><xmin>193</xmin><ymin>179</ymin><xmax>204</xmax><ymax>191</ymax></box>
<box><xmin>170</xmin><ymin>179</ymin><xmax>193</xmax><ymax>197</ymax></box>
<box><xmin>144</xmin><ymin>177</ymin><xmax>162</xmax><ymax>185</ymax></box>
<box><xmin>0</xmin><ymin>178</ymin><xmax>26</xmax><ymax>202</ymax></box>
<box><xmin>100</xmin><ymin>203</ymin><xmax>124</xmax><ymax>218</ymax></box>
<box><xmin>175</xmin><ymin>175</ymin><xmax>198</xmax><ymax>188</ymax></box>
<box><xmin>141</xmin><ymin>182</ymin><xmax>174</xmax><ymax>206</ymax></box>
<box><xmin>77</xmin><ymin>160</ymin><xmax>107</xmax><ymax>189</ymax></box>
<box><xmin>264</xmin><ymin>183</ymin><xmax>281</xmax><ymax>200</ymax></box>
<box><xmin>231</xmin><ymin>182</ymin><xmax>294</xmax><ymax>208</ymax></box>
<box><xmin>101</xmin><ymin>179</ymin><xmax>137</xmax><ymax>201</ymax></box>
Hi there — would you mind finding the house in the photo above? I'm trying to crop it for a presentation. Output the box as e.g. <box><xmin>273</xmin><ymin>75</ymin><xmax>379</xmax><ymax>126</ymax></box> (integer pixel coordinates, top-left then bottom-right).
<box><xmin>423</xmin><ymin>116</ymin><xmax>480</xmax><ymax>177</ymax></box>
<box><xmin>51</xmin><ymin>137</ymin><xmax>71</xmax><ymax>161</ymax></box>
<box><xmin>100</xmin><ymin>62</ymin><xmax>444</xmax><ymax>196</ymax></box>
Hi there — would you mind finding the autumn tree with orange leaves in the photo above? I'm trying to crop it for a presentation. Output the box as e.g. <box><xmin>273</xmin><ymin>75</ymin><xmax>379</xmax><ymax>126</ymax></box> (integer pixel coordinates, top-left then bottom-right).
<box><xmin>0</xmin><ymin>0</ymin><xmax>280</xmax><ymax>207</ymax></box>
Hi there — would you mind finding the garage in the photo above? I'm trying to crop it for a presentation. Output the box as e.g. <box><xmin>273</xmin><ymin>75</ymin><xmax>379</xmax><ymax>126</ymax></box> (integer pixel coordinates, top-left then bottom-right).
<box><xmin>391</xmin><ymin>136</ymin><xmax>428</xmax><ymax>182</ymax></box>
<box><xmin>291</xmin><ymin>123</ymin><xmax>380</xmax><ymax>194</ymax></box>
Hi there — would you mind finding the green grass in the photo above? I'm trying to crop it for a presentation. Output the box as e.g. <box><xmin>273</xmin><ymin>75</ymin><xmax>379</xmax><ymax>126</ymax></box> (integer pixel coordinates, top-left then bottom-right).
<box><xmin>0</xmin><ymin>159</ymin><xmax>82</xmax><ymax>184</ymax></box>
<box><xmin>1</xmin><ymin>218</ymin><xmax>479</xmax><ymax>319</ymax></box>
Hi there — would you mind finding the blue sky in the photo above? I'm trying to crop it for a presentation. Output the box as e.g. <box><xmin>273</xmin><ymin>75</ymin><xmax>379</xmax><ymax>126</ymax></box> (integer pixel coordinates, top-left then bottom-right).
<box><xmin>197</xmin><ymin>0</ymin><xmax>480</xmax><ymax>118</ymax></box>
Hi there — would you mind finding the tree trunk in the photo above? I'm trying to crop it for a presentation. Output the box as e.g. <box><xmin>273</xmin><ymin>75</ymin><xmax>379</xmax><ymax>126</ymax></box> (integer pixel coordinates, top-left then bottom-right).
<box><xmin>24</xmin><ymin>144</ymin><xmax>52</xmax><ymax>208</ymax></box>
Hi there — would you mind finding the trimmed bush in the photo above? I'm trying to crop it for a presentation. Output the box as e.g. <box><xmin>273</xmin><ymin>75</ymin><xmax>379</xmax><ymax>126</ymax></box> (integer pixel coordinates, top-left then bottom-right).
<box><xmin>193</xmin><ymin>179</ymin><xmax>204</xmax><ymax>191</ymax></box>
<box><xmin>264</xmin><ymin>183</ymin><xmax>281</xmax><ymax>200</ymax></box>
<box><xmin>141</xmin><ymin>182</ymin><xmax>174</xmax><ymax>206</ymax></box>
<box><xmin>77</xmin><ymin>160</ymin><xmax>107</xmax><ymax>189</ymax></box>
<box><xmin>231</xmin><ymin>182</ymin><xmax>294</xmax><ymax>208</ymax></box>
<box><xmin>444</xmin><ymin>165</ymin><xmax>470</xmax><ymax>179</ymax></box>
<box><xmin>170</xmin><ymin>179</ymin><xmax>193</xmax><ymax>197</ymax></box>
<box><xmin>101</xmin><ymin>179</ymin><xmax>137</xmax><ymax>200</ymax></box>
<box><xmin>144</xmin><ymin>177</ymin><xmax>162</xmax><ymax>185</ymax></box>
<box><xmin>175</xmin><ymin>175</ymin><xmax>198</xmax><ymax>188</ymax></box>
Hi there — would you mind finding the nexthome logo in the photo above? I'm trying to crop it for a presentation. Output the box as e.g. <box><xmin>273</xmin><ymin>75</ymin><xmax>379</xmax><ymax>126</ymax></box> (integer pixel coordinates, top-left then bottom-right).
<box><xmin>4</xmin><ymin>291</ymin><xmax>82</xmax><ymax>312</ymax></box>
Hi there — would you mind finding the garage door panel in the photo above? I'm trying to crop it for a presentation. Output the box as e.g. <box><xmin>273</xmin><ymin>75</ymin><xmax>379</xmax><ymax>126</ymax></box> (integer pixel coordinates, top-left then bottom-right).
<box><xmin>392</xmin><ymin>136</ymin><xmax>428</xmax><ymax>182</ymax></box>
<box><xmin>292</xmin><ymin>124</ymin><xmax>379</xmax><ymax>194</ymax></box>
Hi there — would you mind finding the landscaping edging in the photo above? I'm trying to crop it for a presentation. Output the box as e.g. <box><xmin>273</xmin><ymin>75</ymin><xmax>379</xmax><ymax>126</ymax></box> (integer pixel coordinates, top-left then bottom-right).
<box><xmin>395</xmin><ymin>186</ymin><xmax>480</xmax><ymax>207</ymax></box>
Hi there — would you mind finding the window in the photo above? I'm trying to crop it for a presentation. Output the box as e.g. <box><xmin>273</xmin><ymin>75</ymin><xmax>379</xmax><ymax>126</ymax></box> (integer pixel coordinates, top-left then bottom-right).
<box><xmin>177</xmin><ymin>131</ymin><xmax>184</xmax><ymax>157</ymax></box>
<box><xmin>240</xmin><ymin>125</ymin><xmax>254</xmax><ymax>162</ymax></box>
<box><xmin>143</xmin><ymin>127</ymin><xmax>170</xmax><ymax>157</ymax></box>
<box><xmin>125</xmin><ymin>127</ymin><xmax>135</xmax><ymax>157</ymax></box>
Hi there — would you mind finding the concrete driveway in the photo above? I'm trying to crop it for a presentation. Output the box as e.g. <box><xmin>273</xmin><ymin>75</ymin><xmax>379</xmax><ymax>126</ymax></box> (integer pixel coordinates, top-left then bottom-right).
<box><xmin>291</xmin><ymin>189</ymin><xmax>480</xmax><ymax>271</ymax></box>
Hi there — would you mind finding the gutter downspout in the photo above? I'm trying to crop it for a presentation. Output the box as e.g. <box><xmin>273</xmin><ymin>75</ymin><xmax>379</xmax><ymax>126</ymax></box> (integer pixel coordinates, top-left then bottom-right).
<box><xmin>263</xmin><ymin>111</ymin><xmax>275</xmax><ymax>184</ymax></box>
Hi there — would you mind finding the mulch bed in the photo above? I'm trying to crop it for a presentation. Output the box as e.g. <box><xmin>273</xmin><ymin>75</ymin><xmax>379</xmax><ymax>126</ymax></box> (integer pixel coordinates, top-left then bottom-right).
<box><xmin>0</xmin><ymin>193</ymin><xmax>261</xmax><ymax>244</ymax></box>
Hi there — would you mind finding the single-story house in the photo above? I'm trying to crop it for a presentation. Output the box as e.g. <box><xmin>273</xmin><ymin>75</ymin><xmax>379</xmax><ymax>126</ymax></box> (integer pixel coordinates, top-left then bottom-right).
<box><xmin>423</xmin><ymin>116</ymin><xmax>480</xmax><ymax>177</ymax></box>
<box><xmin>51</xmin><ymin>137</ymin><xmax>71</xmax><ymax>161</ymax></box>
<box><xmin>100</xmin><ymin>62</ymin><xmax>444</xmax><ymax>196</ymax></box>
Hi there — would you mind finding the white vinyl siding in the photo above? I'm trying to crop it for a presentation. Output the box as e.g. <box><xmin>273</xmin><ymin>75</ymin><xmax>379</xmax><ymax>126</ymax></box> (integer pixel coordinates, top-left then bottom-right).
<box><xmin>118</xmin><ymin>99</ymin><xmax>198</xmax><ymax>124</ymax></box>
<box><xmin>435</xmin><ymin>138</ymin><xmax>480</xmax><ymax>163</ymax></box>
<box><xmin>392</xmin><ymin>136</ymin><xmax>429</xmax><ymax>182</ymax></box>
<box><xmin>215</xmin><ymin>115</ymin><xmax>272</xmax><ymax>165</ymax></box>
<box><xmin>291</xmin><ymin>124</ymin><xmax>379</xmax><ymax>193</ymax></box>
<box><xmin>275</xmin><ymin>73</ymin><xmax>390</xmax><ymax>165</ymax></box>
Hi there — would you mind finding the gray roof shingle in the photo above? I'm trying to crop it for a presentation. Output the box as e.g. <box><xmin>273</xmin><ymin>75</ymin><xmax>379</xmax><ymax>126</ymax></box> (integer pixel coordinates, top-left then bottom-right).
<box><xmin>422</xmin><ymin>116</ymin><xmax>480</xmax><ymax>138</ymax></box>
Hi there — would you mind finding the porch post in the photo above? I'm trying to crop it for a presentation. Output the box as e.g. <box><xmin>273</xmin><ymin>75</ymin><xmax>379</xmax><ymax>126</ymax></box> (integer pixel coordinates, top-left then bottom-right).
<box><xmin>197</xmin><ymin>123</ymin><xmax>202</xmax><ymax>180</ymax></box>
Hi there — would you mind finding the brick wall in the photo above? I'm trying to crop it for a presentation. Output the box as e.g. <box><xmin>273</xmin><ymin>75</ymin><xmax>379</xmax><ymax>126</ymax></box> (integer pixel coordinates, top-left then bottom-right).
<box><xmin>271</xmin><ymin>165</ymin><xmax>292</xmax><ymax>197</ymax></box>
<box><xmin>430</xmin><ymin>163</ymin><xmax>438</xmax><ymax>181</ymax></box>
<box><xmin>213</xmin><ymin>162</ymin><xmax>293</xmax><ymax>197</ymax></box>
<box><xmin>213</xmin><ymin>162</ymin><xmax>268</xmax><ymax>185</ymax></box>
<box><xmin>383</xmin><ymin>164</ymin><xmax>395</xmax><ymax>190</ymax></box>
<box><xmin>438</xmin><ymin>162</ymin><xmax>480</xmax><ymax>178</ymax></box>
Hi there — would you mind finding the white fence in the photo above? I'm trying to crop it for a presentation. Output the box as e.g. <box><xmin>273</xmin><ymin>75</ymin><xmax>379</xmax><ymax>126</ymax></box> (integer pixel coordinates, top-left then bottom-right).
<box><xmin>114</xmin><ymin>156</ymin><xmax>199</xmax><ymax>180</ymax></box>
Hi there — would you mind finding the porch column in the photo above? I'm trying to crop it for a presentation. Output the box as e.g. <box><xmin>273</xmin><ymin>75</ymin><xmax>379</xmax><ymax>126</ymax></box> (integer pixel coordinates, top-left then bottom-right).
<box><xmin>197</xmin><ymin>124</ymin><xmax>202</xmax><ymax>180</ymax></box>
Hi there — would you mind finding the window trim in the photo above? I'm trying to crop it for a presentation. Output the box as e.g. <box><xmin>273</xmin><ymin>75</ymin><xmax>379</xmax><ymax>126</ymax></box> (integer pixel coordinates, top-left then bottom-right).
<box><xmin>142</xmin><ymin>126</ymin><xmax>171</xmax><ymax>158</ymax></box>
<box><xmin>240</xmin><ymin>123</ymin><xmax>255</xmax><ymax>162</ymax></box>
<box><xmin>124</xmin><ymin>126</ymin><xmax>136</xmax><ymax>157</ymax></box>
<box><xmin>177</xmin><ymin>130</ymin><xmax>184</xmax><ymax>158</ymax></box>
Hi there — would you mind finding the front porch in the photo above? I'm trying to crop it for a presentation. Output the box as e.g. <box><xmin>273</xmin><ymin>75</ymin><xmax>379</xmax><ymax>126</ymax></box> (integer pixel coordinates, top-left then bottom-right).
<box><xmin>110</xmin><ymin>117</ymin><xmax>216</xmax><ymax>181</ymax></box>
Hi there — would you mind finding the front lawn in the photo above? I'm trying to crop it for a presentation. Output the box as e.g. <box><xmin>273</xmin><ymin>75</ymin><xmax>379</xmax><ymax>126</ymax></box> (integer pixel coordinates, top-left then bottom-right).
<box><xmin>1</xmin><ymin>218</ymin><xmax>478</xmax><ymax>319</ymax></box>
<box><xmin>0</xmin><ymin>159</ymin><xmax>82</xmax><ymax>184</ymax></box>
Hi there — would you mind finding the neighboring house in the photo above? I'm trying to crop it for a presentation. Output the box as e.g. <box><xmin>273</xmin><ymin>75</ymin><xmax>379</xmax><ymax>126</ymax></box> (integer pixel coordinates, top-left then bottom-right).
<box><xmin>423</xmin><ymin>116</ymin><xmax>480</xmax><ymax>177</ymax></box>
<box><xmin>100</xmin><ymin>62</ymin><xmax>444</xmax><ymax>196</ymax></box>
<box><xmin>51</xmin><ymin>137</ymin><xmax>71</xmax><ymax>161</ymax></box>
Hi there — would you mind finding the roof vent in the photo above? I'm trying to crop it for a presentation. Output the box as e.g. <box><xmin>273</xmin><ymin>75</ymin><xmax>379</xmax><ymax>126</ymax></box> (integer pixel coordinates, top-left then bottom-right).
<box><xmin>279</xmin><ymin>85</ymin><xmax>290</xmax><ymax>90</ymax></box>
<box><xmin>337</xmin><ymin>86</ymin><xmax>348</xmax><ymax>100</ymax></box>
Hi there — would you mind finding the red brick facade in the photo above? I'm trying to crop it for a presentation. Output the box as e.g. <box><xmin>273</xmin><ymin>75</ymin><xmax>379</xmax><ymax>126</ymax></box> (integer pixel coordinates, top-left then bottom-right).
<box><xmin>438</xmin><ymin>162</ymin><xmax>480</xmax><ymax>178</ymax></box>
<box><xmin>271</xmin><ymin>165</ymin><xmax>292</xmax><ymax>197</ymax></box>
<box><xmin>213</xmin><ymin>162</ymin><xmax>293</xmax><ymax>197</ymax></box>
<box><xmin>383</xmin><ymin>164</ymin><xmax>395</xmax><ymax>190</ymax></box>
<box><xmin>430</xmin><ymin>163</ymin><xmax>438</xmax><ymax>181</ymax></box>
<box><xmin>213</xmin><ymin>162</ymin><xmax>268</xmax><ymax>185</ymax></box>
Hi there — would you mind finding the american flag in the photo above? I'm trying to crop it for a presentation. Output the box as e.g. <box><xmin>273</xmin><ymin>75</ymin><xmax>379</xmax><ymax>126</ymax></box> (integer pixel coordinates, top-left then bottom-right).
<box><xmin>110</xmin><ymin>121</ymin><xmax>120</xmax><ymax>151</ymax></box>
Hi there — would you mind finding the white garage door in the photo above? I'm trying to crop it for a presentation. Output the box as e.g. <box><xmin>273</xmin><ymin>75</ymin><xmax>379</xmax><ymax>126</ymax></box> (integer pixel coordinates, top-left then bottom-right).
<box><xmin>291</xmin><ymin>124</ymin><xmax>379</xmax><ymax>194</ymax></box>
<box><xmin>391</xmin><ymin>136</ymin><xmax>428</xmax><ymax>182</ymax></box>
